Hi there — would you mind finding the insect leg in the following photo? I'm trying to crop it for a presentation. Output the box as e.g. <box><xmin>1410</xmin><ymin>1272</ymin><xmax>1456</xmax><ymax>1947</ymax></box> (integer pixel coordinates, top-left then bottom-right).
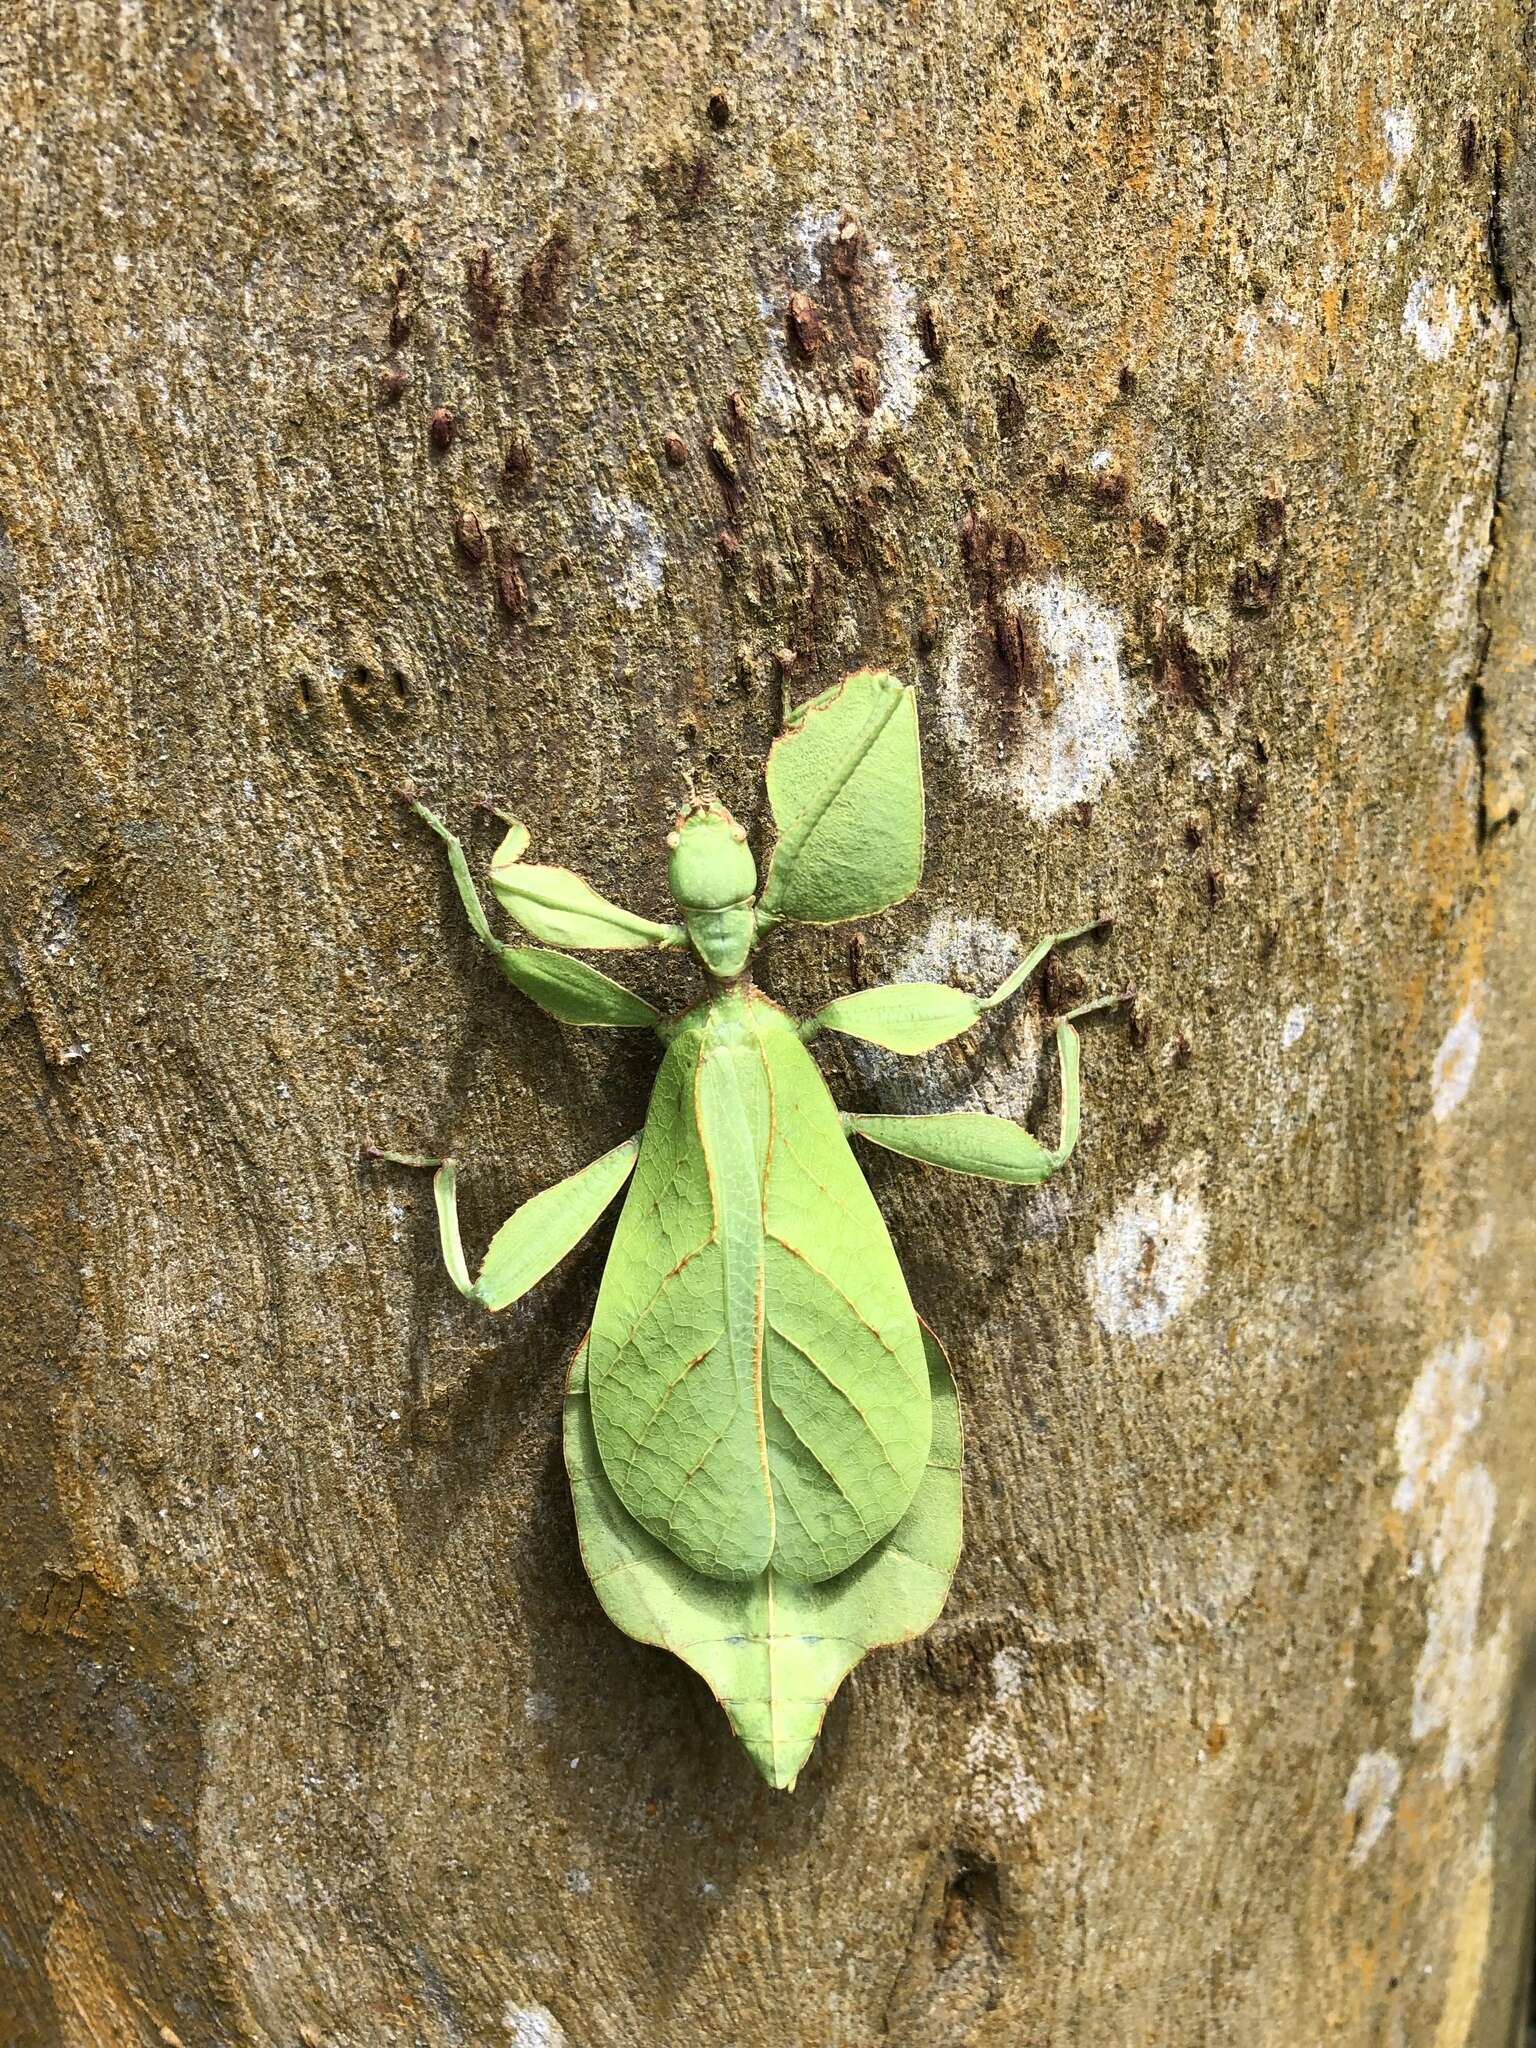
<box><xmin>972</xmin><ymin>918</ymin><xmax>1108</xmax><ymax>1018</ymax></box>
<box><xmin>400</xmin><ymin>795</ymin><xmax>661</xmax><ymax>1029</ymax></box>
<box><xmin>365</xmin><ymin>1134</ymin><xmax>641</xmax><ymax>1310</ymax></box>
<box><xmin>401</xmin><ymin>794</ymin><xmax>504</xmax><ymax>953</ymax></box>
<box><xmin>800</xmin><ymin>919</ymin><xmax>1108</xmax><ymax>1055</ymax></box>
<box><xmin>837</xmin><ymin>996</ymin><xmax>1123</xmax><ymax>1183</ymax></box>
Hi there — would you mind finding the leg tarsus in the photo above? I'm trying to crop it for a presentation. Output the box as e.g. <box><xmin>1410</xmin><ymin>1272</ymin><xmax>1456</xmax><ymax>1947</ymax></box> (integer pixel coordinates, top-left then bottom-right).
<box><xmin>981</xmin><ymin>917</ymin><xmax>1112</xmax><ymax>1014</ymax></box>
<box><xmin>363</xmin><ymin>1143</ymin><xmax>446</xmax><ymax>1169</ymax></box>
<box><xmin>367</xmin><ymin>1148</ymin><xmax>475</xmax><ymax>1295</ymax></box>
<box><xmin>475</xmin><ymin>796</ymin><xmax>520</xmax><ymax>828</ymax></box>
<box><xmin>403</xmin><ymin>799</ymin><xmax>503</xmax><ymax>954</ymax></box>
<box><xmin>1060</xmin><ymin>987</ymin><xmax>1133</xmax><ymax>1026</ymax></box>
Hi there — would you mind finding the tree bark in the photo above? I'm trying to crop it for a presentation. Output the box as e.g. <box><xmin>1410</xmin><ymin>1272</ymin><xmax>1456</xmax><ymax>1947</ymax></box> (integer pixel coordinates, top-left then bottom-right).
<box><xmin>4</xmin><ymin>4</ymin><xmax>1535</xmax><ymax>2043</ymax></box>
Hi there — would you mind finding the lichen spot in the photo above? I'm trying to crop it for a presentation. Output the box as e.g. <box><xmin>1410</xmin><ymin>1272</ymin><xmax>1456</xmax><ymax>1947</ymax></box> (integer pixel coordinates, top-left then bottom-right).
<box><xmin>938</xmin><ymin>578</ymin><xmax>1143</xmax><ymax>820</ymax></box>
<box><xmin>1403</xmin><ymin>276</ymin><xmax>1463</xmax><ymax>363</ymax></box>
<box><xmin>1084</xmin><ymin>1157</ymin><xmax>1209</xmax><ymax>1339</ymax></box>
<box><xmin>1431</xmin><ymin>998</ymin><xmax>1481</xmax><ymax>1121</ymax></box>
<box><xmin>1379</xmin><ymin>106</ymin><xmax>1416</xmax><ymax>205</ymax></box>
<box><xmin>1343</xmin><ymin>1750</ymin><xmax>1402</xmax><ymax>1864</ymax></box>
<box><xmin>1412</xmin><ymin>1464</ymin><xmax>1509</xmax><ymax>1782</ymax></box>
<box><xmin>1281</xmin><ymin>1004</ymin><xmax>1310</xmax><ymax>1050</ymax></box>
<box><xmin>503</xmin><ymin>2005</ymin><xmax>566</xmax><ymax>2047</ymax></box>
<box><xmin>755</xmin><ymin>206</ymin><xmax>927</xmax><ymax>440</ymax></box>
<box><xmin>587</xmin><ymin>488</ymin><xmax>665</xmax><ymax>610</ymax></box>
<box><xmin>990</xmin><ymin>1645</ymin><xmax>1028</xmax><ymax>1702</ymax></box>
<box><xmin>963</xmin><ymin>1718</ymin><xmax>1046</xmax><ymax>1830</ymax></box>
<box><xmin>1393</xmin><ymin>1326</ymin><xmax>1512</xmax><ymax>1784</ymax></box>
<box><xmin>1393</xmin><ymin>1332</ymin><xmax>1485</xmax><ymax>1516</ymax></box>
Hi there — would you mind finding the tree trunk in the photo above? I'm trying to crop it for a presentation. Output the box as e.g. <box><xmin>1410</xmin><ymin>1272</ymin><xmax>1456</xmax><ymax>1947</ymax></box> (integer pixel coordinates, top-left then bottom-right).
<box><xmin>4</xmin><ymin>4</ymin><xmax>1535</xmax><ymax>2043</ymax></box>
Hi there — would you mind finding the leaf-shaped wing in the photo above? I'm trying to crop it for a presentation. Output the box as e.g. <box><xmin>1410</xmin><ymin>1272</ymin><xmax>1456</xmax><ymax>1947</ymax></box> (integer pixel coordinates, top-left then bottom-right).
<box><xmin>757</xmin><ymin>669</ymin><xmax>923</xmax><ymax>925</ymax></box>
<box><xmin>565</xmin><ymin>1323</ymin><xmax>963</xmax><ymax>1790</ymax></box>
<box><xmin>585</xmin><ymin>991</ymin><xmax>931</xmax><ymax>1583</ymax></box>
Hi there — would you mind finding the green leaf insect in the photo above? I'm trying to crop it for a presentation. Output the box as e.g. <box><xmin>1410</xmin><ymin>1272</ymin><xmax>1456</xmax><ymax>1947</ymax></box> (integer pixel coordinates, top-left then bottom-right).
<box><xmin>372</xmin><ymin>669</ymin><xmax>1119</xmax><ymax>1790</ymax></box>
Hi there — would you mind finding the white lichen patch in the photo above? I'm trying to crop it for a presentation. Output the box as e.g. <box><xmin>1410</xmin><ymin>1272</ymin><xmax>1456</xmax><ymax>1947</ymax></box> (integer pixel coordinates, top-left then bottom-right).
<box><xmin>1281</xmin><ymin>1004</ymin><xmax>1310</xmax><ymax>1050</ymax></box>
<box><xmin>503</xmin><ymin>2004</ymin><xmax>566</xmax><ymax>2047</ymax></box>
<box><xmin>938</xmin><ymin>579</ymin><xmax>1143</xmax><ymax>820</ymax></box>
<box><xmin>1084</xmin><ymin>1157</ymin><xmax>1209</xmax><ymax>1340</ymax></box>
<box><xmin>960</xmin><ymin>1646</ymin><xmax>1048</xmax><ymax>1826</ymax></box>
<box><xmin>1343</xmin><ymin>1749</ymin><xmax>1402</xmax><ymax>1863</ymax></box>
<box><xmin>587</xmin><ymin>488</ymin><xmax>665</xmax><ymax>610</ymax></box>
<box><xmin>1379</xmin><ymin>106</ymin><xmax>1416</xmax><ymax>205</ymax></box>
<box><xmin>1430</xmin><ymin>997</ymin><xmax>1482</xmax><ymax>1122</ymax></box>
<box><xmin>1438</xmin><ymin>485</ymin><xmax>1492</xmax><ymax>642</ymax></box>
<box><xmin>1436</xmin><ymin>305</ymin><xmax>1514</xmax><ymax>689</ymax></box>
<box><xmin>1393</xmin><ymin>1326</ymin><xmax>1512</xmax><ymax>1785</ymax></box>
<box><xmin>1402</xmin><ymin>276</ymin><xmax>1463</xmax><ymax>363</ymax></box>
<box><xmin>868</xmin><ymin>263</ymin><xmax>925</xmax><ymax>425</ymax></box>
<box><xmin>755</xmin><ymin>206</ymin><xmax>927</xmax><ymax>441</ymax></box>
<box><xmin>962</xmin><ymin>1718</ymin><xmax>1046</xmax><ymax>1830</ymax></box>
<box><xmin>1412</xmin><ymin>1464</ymin><xmax>1510</xmax><ymax>1783</ymax></box>
<box><xmin>990</xmin><ymin>1645</ymin><xmax>1028</xmax><ymax>1702</ymax></box>
<box><xmin>1393</xmin><ymin>1332</ymin><xmax>1486</xmax><ymax>1516</ymax></box>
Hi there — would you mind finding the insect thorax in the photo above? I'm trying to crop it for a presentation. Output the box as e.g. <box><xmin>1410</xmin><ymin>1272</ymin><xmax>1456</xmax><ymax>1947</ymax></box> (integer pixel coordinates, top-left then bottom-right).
<box><xmin>683</xmin><ymin>902</ymin><xmax>755</xmax><ymax>979</ymax></box>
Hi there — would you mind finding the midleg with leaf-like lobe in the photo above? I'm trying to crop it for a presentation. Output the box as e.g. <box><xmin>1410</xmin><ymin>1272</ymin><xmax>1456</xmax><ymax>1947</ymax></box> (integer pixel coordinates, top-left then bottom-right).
<box><xmin>586</xmin><ymin>989</ymin><xmax>932</xmax><ymax>1585</ymax></box>
<box><xmin>800</xmin><ymin>920</ymin><xmax>1104</xmax><ymax>1054</ymax></box>
<box><xmin>367</xmin><ymin>1137</ymin><xmax>640</xmax><ymax>1311</ymax></box>
<box><xmin>840</xmin><ymin>1002</ymin><xmax>1110</xmax><ymax>1183</ymax></box>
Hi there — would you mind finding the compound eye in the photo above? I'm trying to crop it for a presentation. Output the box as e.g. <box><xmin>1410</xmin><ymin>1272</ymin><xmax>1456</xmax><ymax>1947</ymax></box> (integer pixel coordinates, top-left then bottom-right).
<box><xmin>665</xmin><ymin>830</ymin><xmax>681</xmax><ymax>849</ymax></box>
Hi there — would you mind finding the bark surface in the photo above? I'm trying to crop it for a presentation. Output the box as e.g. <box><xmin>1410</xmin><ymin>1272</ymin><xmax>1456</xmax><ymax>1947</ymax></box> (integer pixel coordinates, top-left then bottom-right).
<box><xmin>3</xmin><ymin>4</ymin><xmax>1535</xmax><ymax>2044</ymax></box>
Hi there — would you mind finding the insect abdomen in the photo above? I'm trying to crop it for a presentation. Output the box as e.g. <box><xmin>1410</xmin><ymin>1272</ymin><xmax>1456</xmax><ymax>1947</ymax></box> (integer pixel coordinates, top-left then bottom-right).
<box><xmin>752</xmin><ymin>997</ymin><xmax>932</xmax><ymax>1579</ymax></box>
<box><xmin>586</xmin><ymin>990</ymin><xmax>931</xmax><ymax>1584</ymax></box>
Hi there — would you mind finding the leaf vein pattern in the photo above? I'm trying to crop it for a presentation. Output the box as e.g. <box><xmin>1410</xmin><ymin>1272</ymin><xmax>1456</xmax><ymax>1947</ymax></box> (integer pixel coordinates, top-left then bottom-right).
<box><xmin>765</xmin><ymin>1325</ymin><xmax>907</xmax><ymax>1483</ymax></box>
<box><xmin>766</xmin><ymin>1236</ymin><xmax>906</xmax><ymax>1365</ymax></box>
<box><xmin>771</xmin><ymin>1122</ymin><xmax>876</xmax><ymax>1237</ymax></box>
<box><xmin>764</xmin><ymin>1388</ymin><xmax>879</xmax><ymax>1531</ymax></box>
<box><xmin>607</xmin><ymin>1336</ymin><xmax>718</xmax><ymax>1461</ymax></box>
<box><xmin>601</xmin><ymin>1242</ymin><xmax>713</xmax><ymax>1369</ymax></box>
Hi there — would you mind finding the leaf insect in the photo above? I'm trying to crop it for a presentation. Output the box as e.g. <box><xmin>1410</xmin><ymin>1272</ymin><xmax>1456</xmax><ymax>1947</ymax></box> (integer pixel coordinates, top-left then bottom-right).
<box><xmin>372</xmin><ymin>670</ymin><xmax>1120</xmax><ymax>1790</ymax></box>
